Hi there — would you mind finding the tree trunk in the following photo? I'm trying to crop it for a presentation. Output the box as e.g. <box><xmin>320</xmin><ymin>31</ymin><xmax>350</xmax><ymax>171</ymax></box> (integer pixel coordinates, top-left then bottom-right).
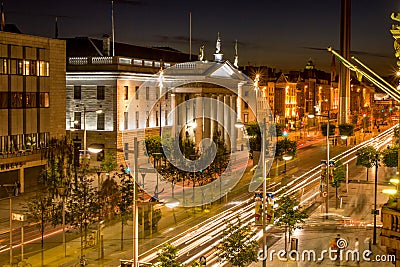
<box><xmin>41</xmin><ymin>210</ymin><xmax>44</xmax><ymax>267</ymax></box>
<box><xmin>285</xmin><ymin>226</ymin><xmax>288</xmax><ymax>256</ymax></box>
<box><xmin>366</xmin><ymin>168</ymin><xmax>369</xmax><ymax>181</ymax></box>
<box><xmin>335</xmin><ymin>187</ymin><xmax>338</xmax><ymax>209</ymax></box>
<box><xmin>121</xmin><ymin>217</ymin><xmax>124</xmax><ymax>251</ymax></box>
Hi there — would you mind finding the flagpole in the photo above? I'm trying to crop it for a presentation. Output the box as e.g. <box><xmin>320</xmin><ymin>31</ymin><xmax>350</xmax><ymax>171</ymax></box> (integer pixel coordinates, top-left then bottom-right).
<box><xmin>1</xmin><ymin>1</ymin><xmax>5</xmax><ymax>31</ymax></box>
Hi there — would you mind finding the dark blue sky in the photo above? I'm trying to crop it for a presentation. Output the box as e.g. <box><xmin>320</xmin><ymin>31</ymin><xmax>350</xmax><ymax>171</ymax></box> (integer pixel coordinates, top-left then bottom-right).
<box><xmin>5</xmin><ymin>0</ymin><xmax>400</xmax><ymax>75</ymax></box>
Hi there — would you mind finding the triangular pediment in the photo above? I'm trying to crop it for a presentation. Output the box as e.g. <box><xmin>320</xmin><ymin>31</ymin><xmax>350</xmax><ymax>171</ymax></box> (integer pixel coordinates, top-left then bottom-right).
<box><xmin>276</xmin><ymin>73</ymin><xmax>288</xmax><ymax>84</ymax></box>
<box><xmin>209</xmin><ymin>62</ymin><xmax>236</xmax><ymax>78</ymax></box>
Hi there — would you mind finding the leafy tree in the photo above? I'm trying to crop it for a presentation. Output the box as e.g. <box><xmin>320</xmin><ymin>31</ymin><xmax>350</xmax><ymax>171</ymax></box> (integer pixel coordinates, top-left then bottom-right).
<box><xmin>100</xmin><ymin>151</ymin><xmax>117</xmax><ymax>174</ymax></box>
<box><xmin>216</xmin><ymin>216</ymin><xmax>258</xmax><ymax>267</ymax></box>
<box><xmin>246</xmin><ymin>122</ymin><xmax>261</xmax><ymax>151</ymax></box>
<box><xmin>321</xmin><ymin>123</ymin><xmax>336</xmax><ymax>136</ymax></box>
<box><xmin>351</xmin><ymin>114</ymin><xmax>359</xmax><ymax>125</ymax></box>
<box><xmin>25</xmin><ymin>190</ymin><xmax>54</xmax><ymax>266</ymax></box>
<box><xmin>356</xmin><ymin>146</ymin><xmax>379</xmax><ymax>182</ymax></box>
<box><xmin>331</xmin><ymin>160</ymin><xmax>346</xmax><ymax>209</ymax></box>
<box><xmin>99</xmin><ymin>176</ymin><xmax>119</xmax><ymax>221</ymax></box>
<box><xmin>116</xmin><ymin>171</ymin><xmax>134</xmax><ymax>250</ymax></box>
<box><xmin>157</xmin><ymin>243</ymin><xmax>182</xmax><ymax>267</ymax></box>
<box><xmin>275</xmin><ymin>138</ymin><xmax>297</xmax><ymax>158</ymax></box>
<box><xmin>67</xmin><ymin>174</ymin><xmax>99</xmax><ymax>256</ymax></box>
<box><xmin>338</xmin><ymin>123</ymin><xmax>354</xmax><ymax>136</ymax></box>
<box><xmin>274</xmin><ymin>195</ymin><xmax>309</xmax><ymax>254</ymax></box>
<box><xmin>382</xmin><ymin>145</ymin><xmax>398</xmax><ymax>168</ymax></box>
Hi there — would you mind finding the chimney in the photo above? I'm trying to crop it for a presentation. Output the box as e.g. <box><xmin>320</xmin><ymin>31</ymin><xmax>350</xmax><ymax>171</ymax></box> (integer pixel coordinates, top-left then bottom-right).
<box><xmin>102</xmin><ymin>34</ymin><xmax>111</xmax><ymax>56</ymax></box>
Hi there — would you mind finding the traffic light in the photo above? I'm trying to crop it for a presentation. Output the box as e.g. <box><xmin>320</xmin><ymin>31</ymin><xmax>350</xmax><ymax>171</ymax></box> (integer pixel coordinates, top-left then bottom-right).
<box><xmin>282</xmin><ymin>129</ymin><xmax>288</xmax><ymax>137</ymax></box>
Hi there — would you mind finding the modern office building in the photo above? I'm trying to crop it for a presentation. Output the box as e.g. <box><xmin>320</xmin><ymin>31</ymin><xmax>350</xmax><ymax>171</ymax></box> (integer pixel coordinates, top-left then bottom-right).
<box><xmin>0</xmin><ymin>31</ymin><xmax>66</xmax><ymax>194</ymax></box>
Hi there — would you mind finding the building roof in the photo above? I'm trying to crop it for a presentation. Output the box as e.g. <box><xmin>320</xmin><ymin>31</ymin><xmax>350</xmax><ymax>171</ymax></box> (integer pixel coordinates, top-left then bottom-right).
<box><xmin>64</xmin><ymin>37</ymin><xmax>192</xmax><ymax>62</ymax></box>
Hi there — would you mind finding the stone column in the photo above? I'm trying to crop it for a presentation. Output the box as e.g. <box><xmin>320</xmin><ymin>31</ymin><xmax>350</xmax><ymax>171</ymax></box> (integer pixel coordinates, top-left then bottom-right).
<box><xmin>210</xmin><ymin>94</ymin><xmax>217</xmax><ymax>140</ymax></box>
<box><xmin>171</xmin><ymin>93</ymin><xmax>177</xmax><ymax>138</ymax></box>
<box><xmin>230</xmin><ymin>95</ymin><xmax>237</xmax><ymax>152</ymax></box>
<box><xmin>224</xmin><ymin>95</ymin><xmax>231</xmax><ymax>151</ymax></box>
<box><xmin>237</xmin><ymin>83</ymin><xmax>244</xmax><ymax>150</ymax></box>
<box><xmin>217</xmin><ymin>95</ymin><xmax>224</xmax><ymax>138</ymax></box>
<box><xmin>195</xmin><ymin>94</ymin><xmax>203</xmax><ymax>148</ymax></box>
<box><xmin>19</xmin><ymin>167</ymin><xmax>24</xmax><ymax>193</ymax></box>
<box><xmin>204</xmin><ymin>94</ymin><xmax>211</xmax><ymax>140</ymax></box>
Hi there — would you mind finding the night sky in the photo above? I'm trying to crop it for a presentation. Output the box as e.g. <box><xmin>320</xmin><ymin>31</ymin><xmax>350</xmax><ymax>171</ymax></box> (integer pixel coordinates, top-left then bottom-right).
<box><xmin>4</xmin><ymin>0</ymin><xmax>400</xmax><ymax>75</ymax></box>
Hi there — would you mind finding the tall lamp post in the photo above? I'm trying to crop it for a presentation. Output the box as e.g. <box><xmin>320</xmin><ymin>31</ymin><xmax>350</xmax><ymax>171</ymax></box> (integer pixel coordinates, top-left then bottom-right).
<box><xmin>373</xmin><ymin>155</ymin><xmax>379</xmax><ymax>245</ymax></box>
<box><xmin>308</xmin><ymin>112</ymin><xmax>330</xmax><ymax>215</ymax></box>
<box><xmin>57</xmin><ymin>186</ymin><xmax>68</xmax><ymax>257</ymax></box>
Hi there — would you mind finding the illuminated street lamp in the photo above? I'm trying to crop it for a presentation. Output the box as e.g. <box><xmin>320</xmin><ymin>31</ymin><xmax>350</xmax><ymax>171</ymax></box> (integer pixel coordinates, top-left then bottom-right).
<box><xmin>382</xmin><ymin>188</ymin><xmax>398</xmax><ymax>195</ymax></box>
<box><xmin>308</xmin><ymin>112</ymin><xmax>330</xmax><ymax>215</ymax></box>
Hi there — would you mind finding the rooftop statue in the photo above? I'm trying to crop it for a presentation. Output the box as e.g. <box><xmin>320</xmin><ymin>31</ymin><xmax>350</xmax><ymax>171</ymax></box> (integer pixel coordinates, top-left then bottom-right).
<box><xmin>198</xmin><ymin>45</ymin><xmax>205</xmax><ymax>61</ymax></box>
<box><xmin>216</xmin><ymin>32</ymin><xmax>221</xmax><ymax>54</ymax></box>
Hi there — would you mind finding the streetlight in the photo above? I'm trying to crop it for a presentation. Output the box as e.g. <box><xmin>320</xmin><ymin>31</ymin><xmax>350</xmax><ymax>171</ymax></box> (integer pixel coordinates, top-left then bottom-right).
<box><xmin>308</xmin><ymin>112</ymin><xmax>330</xmax><ymax>215</ymax></box>
<box><xmin>57</xmin><ymin>186</ymin><xmax>68</xmax><ymax>257</ymax></box>
<box><xmin>373</xmin><ymin>154</ymin><xmax>379</xmax><ymax>245</ymax></box>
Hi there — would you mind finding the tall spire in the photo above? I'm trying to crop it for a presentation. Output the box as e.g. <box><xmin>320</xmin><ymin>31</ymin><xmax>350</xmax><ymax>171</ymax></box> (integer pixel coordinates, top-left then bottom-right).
<box><xmin>55</xmin><ymin>17</ymin><xmax>59</xmax><ymax>39</ymax></box>
<box><xmin>1</xmin><ymin>1</ymin><xmax>5</xmax><ymax>31</ymax></box>
<box><xmin>234</xmin><ymin>39</ymin><xmax>239</xmax><ymax>68</ymax></box>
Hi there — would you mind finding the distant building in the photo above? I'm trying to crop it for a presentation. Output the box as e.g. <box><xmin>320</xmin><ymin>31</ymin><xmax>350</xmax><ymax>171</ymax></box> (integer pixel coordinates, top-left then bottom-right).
<box><xmin>0</xmin><ymin>31</ymin><xmax>66</xmax><ymax>194</ymax></box>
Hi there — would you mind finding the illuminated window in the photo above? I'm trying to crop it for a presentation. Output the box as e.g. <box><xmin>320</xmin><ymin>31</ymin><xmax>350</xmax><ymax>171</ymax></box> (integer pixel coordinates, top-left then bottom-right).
<box><xmin>146</xmin><ymin>111</ymin><xmax>149</xmax><ymax>127</ymax></box>
<box><xmin>1</xmin><ymin>59</ymin><xmax>7</xmax><ymax>74</ymax></box>
<box><xmin>243</xmin><ymin>114</ymin><xmax>248</xmax><ymax>123</ymax></box>
<box><xmin>124</xmin><ymin>86</ymin><xmax>128</xmax><ymax>100</ymax></box>
<box><xmin>23</xmin><ymin>60</ymin><xmax>30</xmax><ymax>75</ymax></box>
<box><xmin>39</xmin><ymin>92</ymin><xmax>50</xmax><ymax>107</ymax></box>
<box><xmin>17</xmin><ymin>60</ymin><xmax>23</xmax><ymax>75</ymax></box>
<box><xmin>74</xmin><ymin>112</ymin><xmax>81</xmax><ymax>129</ymax></box>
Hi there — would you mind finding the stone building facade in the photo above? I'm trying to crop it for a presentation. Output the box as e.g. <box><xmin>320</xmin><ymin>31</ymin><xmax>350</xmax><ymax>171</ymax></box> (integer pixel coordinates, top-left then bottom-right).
<box><xmin>0</xmin><ymin>31</ymin><xmax>66</xmax><ymax>193</ymax></box>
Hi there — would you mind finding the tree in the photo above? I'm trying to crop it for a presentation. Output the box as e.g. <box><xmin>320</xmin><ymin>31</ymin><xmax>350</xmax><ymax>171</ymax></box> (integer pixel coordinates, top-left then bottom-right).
<box><xmin>100</xmin><ymin>151</ymin><xmax>117</xmax><ymax>174</ymax></box>
<box><xmin>275</xmin><ymin>138</ymin><xmax>297</xmax><ymax>157</ymax></box>
<box><xmin>116</xmin><ymin>171</ymin><xmax>134</xmax><ymax>250</ymax></box>
<box><xmin>67</xmin><ymin>174</ymin><xmax>99</xmax><ymax>256</ymax></box>
<box><xmin>321</xmin><ymin>123</ymin><xmax>336</xmax><ymax>136</ymax></box>
<box><xmin>25</xmin><ymin>190</ymin><xmax>54</xmax><ymax>266</ymax></box>
<box><xmin>331</xmin><ymin>160</ymin><xmax>346</xmax><ymax>209</ymax></box>
<box><xmin>274</xmin><ymin>195</ymin><xmax>309</xmax><ymax>254</ymax></box>
<box><xmin>338</xmin><ymin>123</ymin><xmax>354</xmax><ymax>136</ymax></box>
<box><xmin>382</xmin><ymin>145</ymin><xmax>398</xmax><ymax>168</ymax></box>
<box><xmin>246</xmin><ymin>122</ymin><xmax>261</xmax><ymax>151</ymax></box>
<box><xmin>157</xmin><ymin>243</ymin><xmax>182</xmax><ymax>267</ymax></box>
<box><xmin>356</xmin><ymin>146</ymin><xmax>379</xmax><ymax>182</ymax></box>
<box><xmin>216</xmin><ymin>216</ymin><xmax>258</xmax><ymax>267</ymax></box>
